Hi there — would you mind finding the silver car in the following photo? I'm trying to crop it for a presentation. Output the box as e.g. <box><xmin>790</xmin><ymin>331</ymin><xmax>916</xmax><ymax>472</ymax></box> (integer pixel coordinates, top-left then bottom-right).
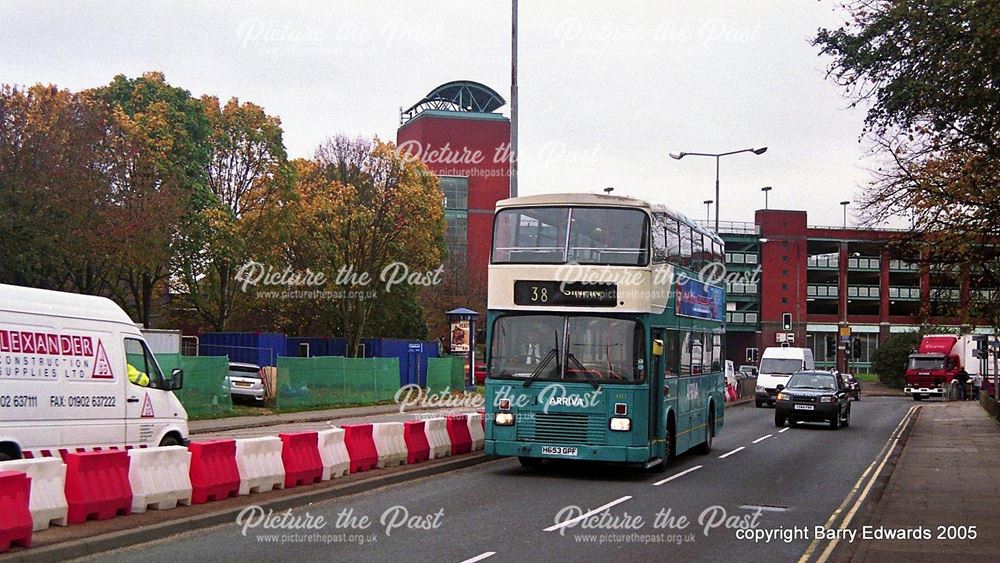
<box><xmin>228</xmin><ymin>362</ymin><xmax>265</xmax><ymax>402</ymax></box>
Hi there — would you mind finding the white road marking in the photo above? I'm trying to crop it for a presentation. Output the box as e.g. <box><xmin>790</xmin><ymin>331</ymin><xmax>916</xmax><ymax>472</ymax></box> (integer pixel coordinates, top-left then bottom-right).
<box><xmin>752</xmin><ymin>434</ymin><xmax>773</xmax><ymax>444</ymax></box>
<box><xmin>718</xmin><ymin>446</ymin><xmax>745</xmax><ymax>459</ymax></box>
<box><xmin>779</xmin><ymin>427</ymin><xmax>790</xmax><ymax>433</ymax></box>
<box><xmin>543</xmin><ymin>496</ymin><xmax>633</xmax><ymax>532</ymax></box>
<box><xmin>458</xmin><ymin>552</ymin><xmax>496</xmax><ymax>563</ymax></box>
<box><xmin>652</xmin><ymin>465</ymin><xmax>703</xmax><ymax>486</ymax></box>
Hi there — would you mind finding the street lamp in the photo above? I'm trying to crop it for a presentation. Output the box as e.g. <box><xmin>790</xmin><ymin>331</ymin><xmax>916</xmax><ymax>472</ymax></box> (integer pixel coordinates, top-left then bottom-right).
<box><xmin>604</xmin><ymin>187</ymin><xmax>614</xmax><ymax>195</ymax></box>
<box><xmin>703</xmin><ymin>199</ymin><xmax>713</xmax><ymax>223</ymax></box>
<box><xmin>840</xmin><ymin>201</ymin><xmax>850</xmax><ymax>228</ymax></box>
<box><xmin>669</xmin><ymin>147</ymin><xmax>768</xmax><ymax>231</ymax></box>
<box><xmin>761</xmin><ymin>186</ymin><xmax>772</xmax><ymax>209</ymax></box>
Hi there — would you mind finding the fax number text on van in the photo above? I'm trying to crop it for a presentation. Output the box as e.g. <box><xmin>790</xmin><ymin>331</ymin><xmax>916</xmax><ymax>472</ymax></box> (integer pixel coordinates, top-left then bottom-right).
<box><xmin>48</xmin><ymin>395</ymin><xmax>117</xmax><ymax>408</ymax></box>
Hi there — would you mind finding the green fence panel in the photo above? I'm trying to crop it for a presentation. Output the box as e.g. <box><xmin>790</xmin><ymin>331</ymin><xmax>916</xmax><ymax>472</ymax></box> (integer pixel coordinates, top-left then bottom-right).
<box><xmin>427</xmin><ymin>357</ymin><xmax>456</xmax><ymax>394</ymax></box>
<box><xmin>276</xmin><ymin>356</ymin><xmax>401</xmax><ymax>410</ymax></box>
<box><xmin>451</xmin><ymin>356</ymin><xmax>467</xmax><ymax>389</ymax></box>
<box><xmin>156</xmin><ymin>354</ymin><xmax>232</xmax><ymax>417</ymax></box>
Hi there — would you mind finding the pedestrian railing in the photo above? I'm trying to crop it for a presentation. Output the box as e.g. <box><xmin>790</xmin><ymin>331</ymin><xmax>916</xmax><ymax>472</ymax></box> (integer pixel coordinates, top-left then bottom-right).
<box><xmin>979</xmin><ymin>392</ymin><xmax>1000</xmax><ymax>421</ymax></box>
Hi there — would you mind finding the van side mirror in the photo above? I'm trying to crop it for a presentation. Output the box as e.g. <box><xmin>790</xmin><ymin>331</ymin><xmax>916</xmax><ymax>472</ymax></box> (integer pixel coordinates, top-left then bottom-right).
<box><xmin>776</xmin><ymin>384</ymin><xmax>785</xmax><ymax>391</ymax></box>
<box><xmin>169</xmin><ymin>368</ymin><xmax>184</xmax><ymax>391</ymax></box>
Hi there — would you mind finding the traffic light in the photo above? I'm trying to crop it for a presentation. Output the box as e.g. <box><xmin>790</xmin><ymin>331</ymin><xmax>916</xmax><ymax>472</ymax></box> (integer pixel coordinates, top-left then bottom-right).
<box><xmin>781</xmin><ymin>313</ymin><xmax>792</xmax><ymax>331</ymax></box>
<box><xmin>852</xmin><ymin>338</ymin><xmax>862</xmax><ymax>360</ymax></box>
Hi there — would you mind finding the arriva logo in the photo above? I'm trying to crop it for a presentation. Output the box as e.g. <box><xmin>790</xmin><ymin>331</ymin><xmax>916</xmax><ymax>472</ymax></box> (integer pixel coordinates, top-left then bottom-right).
<box><xmin>539</xmin><ymin>384</ymin><xmax>602</xmax><ymax>413</ymax></box>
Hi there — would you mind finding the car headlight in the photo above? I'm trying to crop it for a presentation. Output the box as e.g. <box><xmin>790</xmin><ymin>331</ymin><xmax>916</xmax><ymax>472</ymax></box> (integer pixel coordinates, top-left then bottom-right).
<box><xmin>494</xmin><ymin>413</ymin><xmax>515</xmax><ymax>426</ymax></box>
<box><xmin>777</xmin><ymin>392</ymin><xmax>789</xmax><ymax>401</ymax></box>
<box><xmin>820</xmin><ymin>396</ymin><xmax>835</xmax><ymax>403</ymax></box>
<box><xmin>609</xmin><ymin>417</ymin><xmax>631</xmax><ymax>432</ymax></box>
<box><xmin>756</xmin><ymin>385</ymin><xmax>765</xmax><ymax>393</ymax></box>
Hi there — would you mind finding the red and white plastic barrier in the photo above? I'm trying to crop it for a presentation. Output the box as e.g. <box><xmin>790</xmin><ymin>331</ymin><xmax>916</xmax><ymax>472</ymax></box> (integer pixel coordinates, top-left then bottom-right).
<box><xmin>0</xmin><ymin>471</ymin><xmax>33</xmax><ymax>553</ymax></box>
<box><xmin>1</xmin><ymin>458</ymin><xmax>68</xmax><ymax>531</ymax></box>
<box><xmin>279</xmin><ymin>432</ymin><xmax>323</xmax><ymax>488</ymax></box>
<box><xmin>423</xmin><ymin>417</ymin><xmax>451</xmax><ymax>459</ymax></box>
<box><xmin>235</xmin><ymin>437</ymin><xmax>286</xmax><ymax>496</ymax></box>
<box><xmin>372</xmin><ymin>422</ymin><xmax>407</xmax><ymax>468</ymax></box>
<box><xmin>403</xmin><ymin>420</ymin><xmax>430</xmax><ymax>465</ymax></box>
<box><xmin>341</xmin><ymin>424</ymin><xmax>378</xmax><ymax>473</ymax></box>
<box><xmin>467</xmin><ymin>412</ymin><xmax>485</xmax><ymax>451</ymax></box>
<box><xmin>447</xmin><ymin>415</ymin><xmax>473</xmax><ymax>455</ymax></box>
<box><xmin>127</xmin><ymin>446</ymin><xmax>192</xmax><ymax>513</ymax></box>
<box><xmin>188</xmin><ymin>440</ymin><xmax>240</xmax><ymax>504</ymax></box>
<box><xmin>317</xmin><ymin>428</ymin><xmax>350</xmax><ymax>480</ymax></box>
<box><xmin>64</xmin><ymin>450</ymin><xmax>132</xmax><ymax>524</ymax></box>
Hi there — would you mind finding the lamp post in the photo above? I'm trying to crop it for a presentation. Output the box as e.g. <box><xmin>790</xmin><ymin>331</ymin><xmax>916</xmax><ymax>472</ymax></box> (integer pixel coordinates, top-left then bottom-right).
<box><xmin>704</xmin><ymin>199</ymin><xmax>713</xmax><ymax>224</ymax></box>
<box><xmin>840</xmin><ymin>201</ymin><xmax>850</xmax><ymax>228</ymax></box>
<box><xmin>761</xmin><ymin>186</ymin><xmax>772</xmax><ymax>210</ymax></box>
<box><xmin>669</xmin><ymin>147</ymin><xmax>768</xmax><ymax>231</ymax></box>
<box><xmin>604</xmin><ymin>187</ymin><xmax>614</xmax><ymax>195</ymax></box>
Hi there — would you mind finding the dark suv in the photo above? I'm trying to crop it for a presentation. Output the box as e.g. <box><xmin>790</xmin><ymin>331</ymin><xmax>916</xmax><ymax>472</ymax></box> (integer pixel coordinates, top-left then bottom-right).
<box><xmin>774</xmin><ymin>370</ymin><xmax>851</xmax><ymax>429</ymax></box>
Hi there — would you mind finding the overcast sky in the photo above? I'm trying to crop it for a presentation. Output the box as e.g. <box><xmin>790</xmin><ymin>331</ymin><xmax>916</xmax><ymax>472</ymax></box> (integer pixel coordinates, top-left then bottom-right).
<box><xmin>1</xmin><ymin>0</ymin><xmax>882</xmax><ymax>227</ymax></box>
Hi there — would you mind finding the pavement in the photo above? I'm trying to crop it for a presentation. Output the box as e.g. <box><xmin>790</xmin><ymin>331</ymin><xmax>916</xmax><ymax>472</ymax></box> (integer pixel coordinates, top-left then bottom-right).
<box><xmin>833</xmin><ymin>399</ymin><xmax>1000</xmax><ymax>562</ymax></box>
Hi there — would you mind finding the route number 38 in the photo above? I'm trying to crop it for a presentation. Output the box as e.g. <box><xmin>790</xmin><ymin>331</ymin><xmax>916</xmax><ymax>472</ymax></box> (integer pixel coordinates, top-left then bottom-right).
<box><xmin>531</xmin><ymin>286</ymin><xmax>549</xmax><ymax>303</ymax></box>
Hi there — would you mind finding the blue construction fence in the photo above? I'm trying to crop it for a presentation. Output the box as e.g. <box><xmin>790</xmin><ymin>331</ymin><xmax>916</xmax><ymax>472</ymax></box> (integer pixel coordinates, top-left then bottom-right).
<box><xmin>194</xmin><ymin>333</ymin><xmax>440</xmax><ymax>387</ymax></box>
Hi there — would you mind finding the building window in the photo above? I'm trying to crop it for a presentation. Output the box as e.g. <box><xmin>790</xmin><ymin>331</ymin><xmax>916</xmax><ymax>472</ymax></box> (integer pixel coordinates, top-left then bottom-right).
<box><xmin>440</xmin><ymin>176</ymin><xmax>468</xmax><ymax>210</ymax></box>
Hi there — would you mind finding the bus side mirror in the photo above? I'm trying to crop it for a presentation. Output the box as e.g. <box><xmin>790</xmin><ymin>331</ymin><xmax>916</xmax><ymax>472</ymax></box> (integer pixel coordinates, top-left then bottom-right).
<box><xmin>169</xmin><ymin>368</ymin><xmax>184</xmax><ymax>391</ymax></box>
<box><xmin>652</xmin><ymin>339</ymin><xmax>663</xmax><ymax>356</ymax></box>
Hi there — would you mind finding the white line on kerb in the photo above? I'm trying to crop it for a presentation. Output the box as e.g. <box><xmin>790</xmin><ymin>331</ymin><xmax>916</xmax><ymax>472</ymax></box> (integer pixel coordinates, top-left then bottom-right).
<box><xmin>752</xmin><ymin>434</ymin><xmax>773</xmax><ymax>444</ymax></box>
<box><xmin>458</xmin><ymin>552</ymin><xmax>496</xmax><ymax>563</ymax></box>
<box><xmin>718</xmin><ymin>446</ymin><xmax>745</xmax><ymax>459</ymax></box>
<box><xmin>543</xmin><ymin>496</ymin><xmax>633</xmax><ymax>532</ymax></box>
<box><xmin>653</xmin><ymin>465</ymin><xmax>703</xmax><ymax>486</ymax></box>
<box><xmin>779</xmin><ymin>427</ymin><xmax>790</xmax><ymax>433</ymax></box>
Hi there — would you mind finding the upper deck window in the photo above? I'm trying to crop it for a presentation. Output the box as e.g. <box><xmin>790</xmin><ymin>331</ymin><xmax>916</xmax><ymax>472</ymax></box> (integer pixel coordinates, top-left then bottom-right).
<box><xmin>492</xmin><ymin>206</ymin><xmax>649</xmax><ymax>266</ymax></box>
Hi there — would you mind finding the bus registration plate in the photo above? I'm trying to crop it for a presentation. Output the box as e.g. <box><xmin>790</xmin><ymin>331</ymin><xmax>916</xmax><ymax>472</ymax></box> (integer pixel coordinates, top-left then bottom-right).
<box><xmin>541</xmin><ymin>446</ymin><xmax>578</xmax><ymax>457</ymax></box>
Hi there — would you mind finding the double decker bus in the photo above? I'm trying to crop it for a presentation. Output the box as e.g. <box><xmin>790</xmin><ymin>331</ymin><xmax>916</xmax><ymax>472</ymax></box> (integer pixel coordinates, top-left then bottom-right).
<box><xmin>483</xmin><ymin>193</ymin><xmax>726</xmax><ymax>469</ymax></box>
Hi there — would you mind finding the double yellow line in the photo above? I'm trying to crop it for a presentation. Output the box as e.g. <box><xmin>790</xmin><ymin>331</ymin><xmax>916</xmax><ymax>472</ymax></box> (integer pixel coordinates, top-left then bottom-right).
<box><xmin>797</xmin><ymin>404</ymin><xmax>920</xmax><ymax>563</ymax></box>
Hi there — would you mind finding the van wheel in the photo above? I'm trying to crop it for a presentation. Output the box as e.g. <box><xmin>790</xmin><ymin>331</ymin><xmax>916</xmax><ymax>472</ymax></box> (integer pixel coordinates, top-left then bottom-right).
<box><xmin>159</xmin><ymin>435</ymin><xmax>182</xmax><ymax>447</ymax></box>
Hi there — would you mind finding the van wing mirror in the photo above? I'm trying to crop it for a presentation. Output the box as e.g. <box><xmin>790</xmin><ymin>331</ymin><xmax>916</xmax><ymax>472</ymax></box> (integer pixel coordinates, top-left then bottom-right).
<box><xmin>776</xmin><ymin>384</ymin><xmax>784</xmax><ymax>391</ymax></box>
<box><xmin>169</xmin><ymin>368</ymin><xmax>184</xmax><ymax>391</ymax></box>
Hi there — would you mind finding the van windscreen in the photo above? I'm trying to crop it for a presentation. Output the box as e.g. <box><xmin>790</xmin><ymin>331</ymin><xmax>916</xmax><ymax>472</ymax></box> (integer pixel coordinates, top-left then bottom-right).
<box><xmin>759</xmin><ymin>358</ymin><xmax>802</xmax><ymax>375</ymax></box>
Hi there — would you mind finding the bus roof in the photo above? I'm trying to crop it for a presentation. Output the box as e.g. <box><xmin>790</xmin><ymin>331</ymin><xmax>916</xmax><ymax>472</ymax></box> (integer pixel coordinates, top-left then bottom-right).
<box><xmin>495</xmin><ymin>192</ymin><xmax>722</xmax><ymax>245</ymax></box>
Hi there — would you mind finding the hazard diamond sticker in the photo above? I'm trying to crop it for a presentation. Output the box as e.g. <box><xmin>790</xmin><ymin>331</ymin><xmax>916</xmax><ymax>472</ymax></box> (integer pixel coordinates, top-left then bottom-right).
<box><xmin>141</xmin><ymin>394</ymin><xmax>154</xmax><ymax>418</ymax></box>
<box><xmin>91</xmin><ymin>340</ymin><xmax>114</xmax><ymax>379</ymax></box>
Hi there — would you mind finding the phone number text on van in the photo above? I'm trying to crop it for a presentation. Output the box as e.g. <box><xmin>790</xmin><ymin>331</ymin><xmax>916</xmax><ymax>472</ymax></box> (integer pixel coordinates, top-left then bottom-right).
<box><xmin>0</xmin><ymin>395</ymin><xmax>39</xmax><ymax>408</ymax></box>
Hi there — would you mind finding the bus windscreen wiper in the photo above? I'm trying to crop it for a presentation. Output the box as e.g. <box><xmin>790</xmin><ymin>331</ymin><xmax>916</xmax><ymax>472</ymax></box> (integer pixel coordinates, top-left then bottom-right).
<box><xmin>523</xmin><ymin>348</ymin><xmax>558</xmax><ymax>388</ymax></box>
<box><xmin>566</xmin><ymin>351</ymin><xmax>601</xmax><ymax>390</ymax></box>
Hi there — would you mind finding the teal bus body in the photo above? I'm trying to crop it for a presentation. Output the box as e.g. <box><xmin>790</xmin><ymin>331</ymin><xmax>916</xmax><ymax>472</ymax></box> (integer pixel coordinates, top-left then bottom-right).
<box><xmin>483</xmin><ymin>195</ymin><xmax>726</xmax><ymax>467</ymax></box>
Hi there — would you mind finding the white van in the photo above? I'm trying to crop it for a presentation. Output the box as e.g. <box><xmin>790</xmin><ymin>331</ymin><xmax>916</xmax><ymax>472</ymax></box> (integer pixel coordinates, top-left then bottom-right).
<box><xmin>0</xmin><ymin>284</ymin><xmax>188</xmax><ymax>461</ymax></box>
<box><xmin>755</xmin><ymin>346</ymin><xmax>815</xmax><ymax>408</ymax></box>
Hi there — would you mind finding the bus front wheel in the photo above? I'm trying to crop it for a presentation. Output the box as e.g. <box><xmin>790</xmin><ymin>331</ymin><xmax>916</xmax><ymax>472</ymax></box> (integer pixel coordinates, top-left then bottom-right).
<box><xmin>694</xmin><ymin>410</ymin><xmax>714</xmax><ymax>455</ymax></box>
<box><xmin>518</xmin><ymin>456</ymin><xmax>543</xmax><ymax>468</ymax></box>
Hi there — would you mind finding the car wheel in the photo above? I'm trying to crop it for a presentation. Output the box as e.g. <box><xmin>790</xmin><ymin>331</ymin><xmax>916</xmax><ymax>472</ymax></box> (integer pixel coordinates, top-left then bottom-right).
<box><xmin>829</xmin><ymin>408</ymin><xmax>841</xmax><ymax>430</ymax></box>
<box><xmin>518</xmin><ymin>456</ymin><xmax>543</xmax><ymax>468</ymax></box>
<box><xmin>0</xmin><ymin>451</ymin><xmax>13</xmax><ymax>462</ymax></box>
<box><xmin>774</xmin><ymin>412</ymin><xmax>786</xmax><ymax>428</ymax></box>
<box><xmin>755</xmin><ymin>399</ymin><xmax>763</xmax><ymax>408</ymax></box>
<box><xmin>912</xmin><ymin>394</ymin><xmax>923</xmax><ymax>401</ymax></box>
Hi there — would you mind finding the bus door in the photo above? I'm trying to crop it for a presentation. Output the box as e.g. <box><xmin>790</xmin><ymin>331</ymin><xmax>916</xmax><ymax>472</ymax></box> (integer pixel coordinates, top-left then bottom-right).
<box><xmin>650</xmin><ymin>328</ymin><xmax>665</xmax><ymax>444</ymax></box>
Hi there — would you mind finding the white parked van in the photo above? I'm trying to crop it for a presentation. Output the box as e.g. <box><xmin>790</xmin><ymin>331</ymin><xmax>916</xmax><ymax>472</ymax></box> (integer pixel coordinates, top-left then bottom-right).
<box><xmin>0</xmin><ymin>284</ymin><xmax>188</xmax><ymax>461</ymax></box>
<box><xmin>755</xmin><ymin>346</ymin><xmax>815</xmax><ymax>408</ymax></box>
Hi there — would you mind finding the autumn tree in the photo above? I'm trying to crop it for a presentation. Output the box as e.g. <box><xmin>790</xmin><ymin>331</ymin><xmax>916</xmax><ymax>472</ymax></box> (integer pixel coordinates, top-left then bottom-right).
<box><xmin>0</xmin><ymin>84</ymin><xmax>116</xmax><ymax>294</ymax></box>
<box><xmin>172</xmin><ymin>96</ymin><xmax>294</xmax><ymax>331</ymax></box>
<box><xmin>288</xmin><ymin>138</ymin><xmax>445</xmax><ymax>355</ymax></box>
<box><xmin>815</xmin><ymin>0</ymin><xmax>1000</xmax><ymax>323</ymax></box>
<box><xmin>88</xmin><ymin>72</ymin><xmax>213</xmax><ymax>327</ymax></box>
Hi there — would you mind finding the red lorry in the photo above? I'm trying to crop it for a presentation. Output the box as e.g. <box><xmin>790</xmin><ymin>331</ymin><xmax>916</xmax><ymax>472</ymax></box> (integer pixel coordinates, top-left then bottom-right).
<box><xmin>905</xmin><ymin>334</ymin><xmax>991</xmax><ymax>400</ymax></box>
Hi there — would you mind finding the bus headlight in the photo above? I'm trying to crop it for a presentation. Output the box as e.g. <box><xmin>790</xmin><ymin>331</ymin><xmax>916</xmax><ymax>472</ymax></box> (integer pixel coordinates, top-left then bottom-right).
<box><xmin>609</xmin><ymin>417</ymin><xmax>631</xmax><ymax>432</ymax></box>
<box><xmin>494</xmin><ymin>413</ymin><xmax>515</xmax><ymax>426</ymax></box>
